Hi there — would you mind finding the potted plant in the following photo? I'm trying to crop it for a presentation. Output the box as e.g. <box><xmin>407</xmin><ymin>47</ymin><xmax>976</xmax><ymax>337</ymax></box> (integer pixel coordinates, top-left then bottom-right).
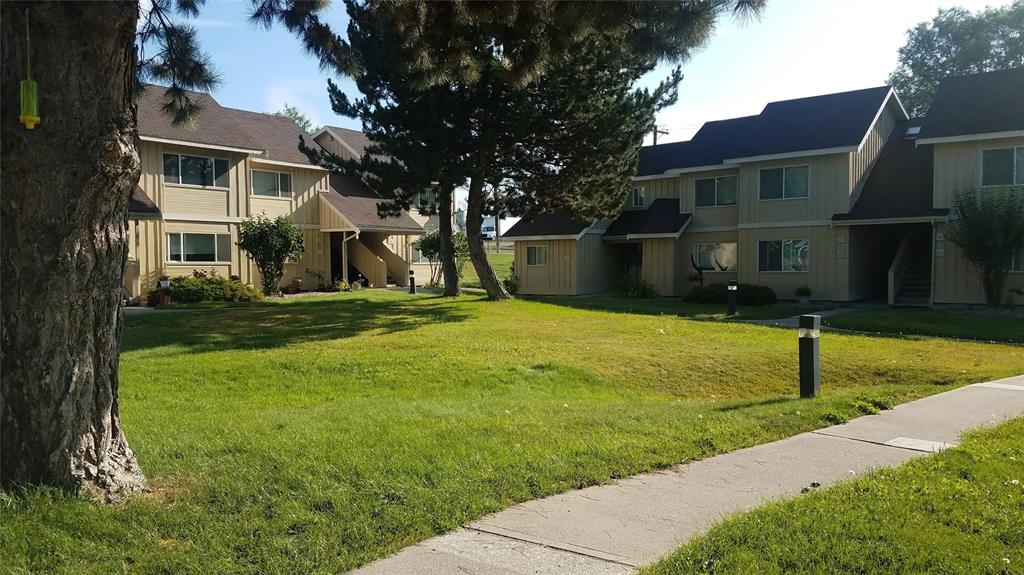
<box><xmin>795</xmin><ymin>285</ymin><xmax>812</xmax><ymax>305</ymax></box>
<box><xmin>158</xmin><ymin>275</ymin><xmax>170</xmax><ymax>289</ymax></box>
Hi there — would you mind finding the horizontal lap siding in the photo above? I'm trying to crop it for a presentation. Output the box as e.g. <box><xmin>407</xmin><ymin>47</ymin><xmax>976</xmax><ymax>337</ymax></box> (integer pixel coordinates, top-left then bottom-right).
<box><xmin>515</xmin><ymin>239</ymin><xmax>577</xmax><ymax>295</ymax></box>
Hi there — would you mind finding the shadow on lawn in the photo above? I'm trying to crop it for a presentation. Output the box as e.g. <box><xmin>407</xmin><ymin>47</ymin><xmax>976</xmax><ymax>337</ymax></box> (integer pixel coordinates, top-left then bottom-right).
<box><xmin>531</xmin><ymin>296</ymin><xmax>824</xmax><ymax>322</ymax></box>
<box><xmin>121</xmin><ymin>294</ymin><xmax>475</xmax><ymax>354</ymax></box>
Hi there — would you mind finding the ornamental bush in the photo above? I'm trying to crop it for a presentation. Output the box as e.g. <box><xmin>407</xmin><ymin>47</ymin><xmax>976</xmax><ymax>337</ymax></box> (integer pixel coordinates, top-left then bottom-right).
<box><xmin>148</xmin><ymin>273</ymin><xmax>262</xmax><ymax>305</ymax></box>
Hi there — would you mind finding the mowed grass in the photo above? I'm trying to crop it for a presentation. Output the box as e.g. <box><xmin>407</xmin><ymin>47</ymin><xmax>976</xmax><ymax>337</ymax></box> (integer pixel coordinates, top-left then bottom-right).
<box><xmin>825</xmin><ymin>308</ymin><xmax>1024</xmax><ymax>343</ymax></box>
<box><xmin>461</xmin><ymin>252</ymin><xmax>514</xmax><ymax>289</ymax></box>
<box><xmin>2</xmin><ymin>291</ymin><xmax>1023</xmax><ymax>574</ymax></box>
<box><xmin>643</xmin><ymin>417</ymin><xmax>1024</xmax><ymax>575</ymax></box>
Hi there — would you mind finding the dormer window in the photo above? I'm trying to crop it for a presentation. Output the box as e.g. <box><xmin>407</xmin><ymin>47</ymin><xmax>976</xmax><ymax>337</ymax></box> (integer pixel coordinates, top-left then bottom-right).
<box><xmin>904</xmin><ymin>126</ymin><xmax>921</xmax><ymax>139</ymax></box>
<box><xmin>631</xmin><ymin>187</ymin><xmax>646</xmax><ymax>208</ymax></box>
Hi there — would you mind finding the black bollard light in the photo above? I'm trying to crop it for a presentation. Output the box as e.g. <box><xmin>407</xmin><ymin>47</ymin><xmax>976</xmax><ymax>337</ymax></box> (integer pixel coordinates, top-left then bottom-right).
<box><xmin>727</xmin><ymin>279</ymin><xmax>738</xmax><ymax>316</ymax></box>
<box><xmin>409</xmin><ymin>269</ymin><xmax>416</xmax><ymax>294</ymax></box>
<box><xmin>798</xmin><ymin>314</ymin><xmax>821</xmax><ymax>398</ymax></box>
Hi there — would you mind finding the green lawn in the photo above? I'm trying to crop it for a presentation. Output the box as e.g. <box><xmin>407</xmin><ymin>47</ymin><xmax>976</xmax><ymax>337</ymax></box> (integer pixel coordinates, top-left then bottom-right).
<box><xmin>537</xmin><ymin>295</ymin><xmax>830</xmax><ymax>321</ymax></box>
<box><xmin>461</xmin><ymin>252</ymin><xmax>514</xmax><ymax>288</ymax></box>
<box><xmin>3</xmin><ymin>291</ymin><xmax>1022</xmax><ymax>574</ymax></box>
<box><xmin>825</xmin><ymin>308</ymin><xmax>1024</xmax><ymax>343</ymax></box>
<box><xmin>643</xmin><ymin>417</ymin><xmax>1024</xmax><ymax>575</ymax></box>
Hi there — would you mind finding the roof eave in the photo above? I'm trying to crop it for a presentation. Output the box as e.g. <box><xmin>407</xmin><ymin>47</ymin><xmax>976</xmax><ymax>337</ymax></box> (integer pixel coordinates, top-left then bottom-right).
<box><xmin>916</xmin><ymin>129</ymin><xmax>1024</xmax><ymax>146</ymax></box>
<box><xmin>139</xmin><ymin>135</ymin><xmax>264</xmax><ymax>155</ymax></box>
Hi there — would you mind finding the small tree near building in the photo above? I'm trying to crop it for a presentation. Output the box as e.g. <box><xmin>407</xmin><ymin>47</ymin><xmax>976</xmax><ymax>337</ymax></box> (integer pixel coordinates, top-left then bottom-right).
<box><xmin>947</xmin><ymin>188</ymin><xmax>1024</xmax><ymax>306</ymax></box>
<box><xmin>237</xmin><ymin>214</ymin><xmax>305</xmax><ymax>295</ymax></box>
<box><xmin>416</xmin><ymin>228</ymin><xmax>470</xmax><ymax>286</ymax></box>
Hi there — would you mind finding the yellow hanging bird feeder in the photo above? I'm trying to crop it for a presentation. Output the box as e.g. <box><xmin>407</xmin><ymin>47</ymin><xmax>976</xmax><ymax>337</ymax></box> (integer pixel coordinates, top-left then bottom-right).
<box><xmin>20</xmin><ymin>9</ymin><xmax>40</xmax><ymax>129</ymax></box>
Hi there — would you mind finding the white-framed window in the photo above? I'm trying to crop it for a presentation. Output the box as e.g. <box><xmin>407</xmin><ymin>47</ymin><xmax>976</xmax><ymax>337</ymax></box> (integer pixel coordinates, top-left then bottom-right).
<box><xmin>695</xmin><ymin>176</ymin><xmax>738</xmax><ymax>207</ymax></box>
<box><xmin>251</xmin><ymin>170</ymin><xmax>293</xmax><ymax>198</ymax></box>
<box><xmin>166</xmin><ymin>232</ymin><xmax>232</xmax><ymax>263</ymax></box>
<box><xmin>981</xmin><ymin>146</ymin><xmax>1024</xmax><ymax>187</ymax></box>
<box><xmin>759</xmin><ymin>165</ymin><xmax>809</xmax><ymax>200</ymax></box>
<box><xmin>631</xmin><ymin>187</ymin><xmax>646</xmax><ymax>208</ymax></box>
<box><xmin>696</xmin><ymin>242</ymin><xmax>737</xmax><ymax>271</ymax></box>
<box><xmin>163</xmin><ymin>153</ymin><xmax>229</xmax><ymax>188</ymax></box>
<box><xmin>758</xmin><ymin>239</ymin><xmax>808</xmax><ymax>272</ymax></box>
<box><xmin>526</xmin><ymin>245</ymin><xmax>549</xmax><ymax>266</ymax></box>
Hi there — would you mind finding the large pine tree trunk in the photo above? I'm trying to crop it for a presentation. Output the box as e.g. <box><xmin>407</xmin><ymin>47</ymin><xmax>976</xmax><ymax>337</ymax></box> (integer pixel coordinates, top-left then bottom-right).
<box><xmin>466</xmin><ymin>177</ymin><xmax>511</xmax><ymax>300</ymax></box>
<box><xmin>437</xmin><ymin>186</ymin><xmax>461</xmax><ymax>296</ymax></box>
<box><xmin>1</xmin><ymin>1</ymin><xmax>145</xmax><ymax>501</ymax></box>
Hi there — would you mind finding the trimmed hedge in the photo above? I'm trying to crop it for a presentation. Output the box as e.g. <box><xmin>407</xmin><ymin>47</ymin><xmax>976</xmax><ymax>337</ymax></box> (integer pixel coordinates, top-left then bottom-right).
<box><xmin>148</xmin><ymin>275</ymin><xmax>263</xmax><ymax>305</ymax></box>
<box><xmin>684</xmin><ymin>283</ymin><xmax>777</xmax><ymax>306</ymax></box>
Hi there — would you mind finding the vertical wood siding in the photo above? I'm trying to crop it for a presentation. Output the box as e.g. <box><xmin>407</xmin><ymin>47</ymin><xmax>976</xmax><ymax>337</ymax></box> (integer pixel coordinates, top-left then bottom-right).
<box><xmin>514</xmin><ymin>239</ymin><xmax>577</xmax><ymax>295</ymax></box>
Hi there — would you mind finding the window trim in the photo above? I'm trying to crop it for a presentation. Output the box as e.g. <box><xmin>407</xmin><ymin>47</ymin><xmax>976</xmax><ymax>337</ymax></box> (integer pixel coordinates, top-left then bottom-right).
<box><xmin>757</xmin><ymin>164</ymin><xmax>811</xmax><ymax>201</ymax></box>
<box><xmin>165</xmin><ymin>232</ymin><xmax>233</xmax><ymax>264</ymax></box>
<box><xmin>631</xmin><ymin>186</ymin><xmax>646</xmax><ymax>208</ymax></box>
<box><xmin>695</xmin><ymin>241</ymin><xmax>738</xmax><ymax>272</ymax></box>
<box><xmin>757</xmin><ymin>238</ymin><xmax>809</xmax><ymax>273</ymax></box>
<box><xmin>163</xmin><ymin>153</ymin><xmax>231</xmax><ymax>189</ymax></box>
<box><xmin>526</xmin><ymin>245</ymin><xmax>549</xmax><ymax>267</ymax></box>
<box><xmin>695</xmin><ymin>175</ymin><xmax>738</xmax><ymax>208</ymax></box>
<box><xmin>250</xmin><ymin>169</ymin><xmax>294</xmax><ymax>199</ymax></box>
<box><xmin>979</xmin><ymin>145</ymin><xmax>1024</xmax><ymax>188</ymax></box>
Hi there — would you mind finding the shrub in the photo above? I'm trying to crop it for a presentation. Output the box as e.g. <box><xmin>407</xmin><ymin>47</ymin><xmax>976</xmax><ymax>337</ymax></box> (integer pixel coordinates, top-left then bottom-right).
<box><xmin>616</xmin><ymin>276</ymin><xmax>659</xmax><ymax>299</ymax></box>
<box><xmin>503</xmin><ymin>263</ymin><xmax>519</xmax><ymax>295</ymax></box>
<box><xmin>684</xmin><ymin>283</ymin><xmax>777</xmax><ymax>306</ymax></box>
<box><xmin>795</xmin><ymin>285</ymin><xmax>812</xmax><ymax>297</ymax></box>
<box><xmin>237</xmin><ymin>214</ymin><xmax>305</xmax><ymax>296</ymax></box>
<box><xmin>148</xmin><ymin>274</ymin><xmax>262</xmax><ymax>304</ymax></box>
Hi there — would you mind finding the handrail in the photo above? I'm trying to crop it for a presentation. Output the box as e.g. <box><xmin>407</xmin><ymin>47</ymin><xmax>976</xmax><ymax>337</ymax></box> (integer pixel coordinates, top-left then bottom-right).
<box><xmin>887</xmin><ymin>233</ymin><xmax>912</xmax><ymax>305</ymax></box>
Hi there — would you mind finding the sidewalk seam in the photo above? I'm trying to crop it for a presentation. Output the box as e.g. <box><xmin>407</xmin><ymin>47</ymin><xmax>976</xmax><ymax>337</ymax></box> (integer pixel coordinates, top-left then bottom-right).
<box><xmin>464</xmin><ymin>526</ymin><xmax>638</xmax><ymax>568</ymax></box>
<box><xmin>810</xmin><ymin>430</ymin><xmax>944</xmax><ymax>453</ymax></box>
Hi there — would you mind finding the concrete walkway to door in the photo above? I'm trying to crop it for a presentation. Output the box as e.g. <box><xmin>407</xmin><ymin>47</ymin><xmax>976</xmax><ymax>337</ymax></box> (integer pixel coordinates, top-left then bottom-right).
<box><xmin>351</xmin><ymin>374</ymin><xmax>1024</xmax><ymax>575</ymax></box>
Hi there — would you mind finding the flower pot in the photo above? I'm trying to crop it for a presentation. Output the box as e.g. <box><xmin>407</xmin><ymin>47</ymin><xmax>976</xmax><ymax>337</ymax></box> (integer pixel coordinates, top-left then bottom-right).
<box><xmin>159</xmin><ymin>280</ymin><xmax>170</xmax><ymax>288</ymax></box>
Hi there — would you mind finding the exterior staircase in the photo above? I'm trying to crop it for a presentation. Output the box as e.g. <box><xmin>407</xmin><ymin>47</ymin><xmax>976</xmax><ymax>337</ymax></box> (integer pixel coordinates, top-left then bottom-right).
<box><xmin>890</xmin><ymin>233</ymin><xmax>932</xmax><ymax>307</ymax></box>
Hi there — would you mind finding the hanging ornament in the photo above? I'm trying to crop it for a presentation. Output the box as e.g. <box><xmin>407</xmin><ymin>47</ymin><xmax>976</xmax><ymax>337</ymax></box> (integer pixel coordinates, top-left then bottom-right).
<box><xmin>20</xmin><ymin>9</ymin><xmax>40</xmax><ymax>130</ymax></box>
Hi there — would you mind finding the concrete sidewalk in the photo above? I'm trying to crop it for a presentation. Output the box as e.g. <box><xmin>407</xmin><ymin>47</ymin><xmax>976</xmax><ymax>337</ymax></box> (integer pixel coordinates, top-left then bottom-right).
<box><xmin>352</xmin><ymin>375</ymin><xmax>1024</xmax><ymax>575</ymax></box>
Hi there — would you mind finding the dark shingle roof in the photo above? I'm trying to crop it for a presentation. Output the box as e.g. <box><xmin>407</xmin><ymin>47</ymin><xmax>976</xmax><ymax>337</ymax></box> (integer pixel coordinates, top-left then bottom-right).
<box><xmin>502</xmin><ymin>210</ymin><xmax>591</xmax><ymax>238</ymax></box>
<box><xmin>128</xmin><ymin>185</ymin><xmax>160</xmax><ymax>219</ymax></box>
<box><xmin>221</xmin><ymin>108</ymin><xmax>314</xmax><ymax>165</ymax></box>
<box><xmin>917</xmin><ymin>68</ymin><xmax>1024</xmax><ymax>141</ymax></box>
<box><xmin>834</xmin><ymin>121</ymin><xmax>947</xmax><ymax>222</ymax></box>
<box><xmin>637</xmin><ymin>86</ymin><xmax>898</xmax><ymax>176</ymax></box>
<box><xmin>137</xmin><ymin>87</ymin><xmax>263</xmax><ymax>152</ymax></box>
<box><xmin>603</xmin><ymin>198</ymin><xmax>691</xmax><ymax>238</ymax></box>
<box><xmin>323</xmin><ymin>174</ymin><xmax>424</xmax><ymax>233</ymax></box>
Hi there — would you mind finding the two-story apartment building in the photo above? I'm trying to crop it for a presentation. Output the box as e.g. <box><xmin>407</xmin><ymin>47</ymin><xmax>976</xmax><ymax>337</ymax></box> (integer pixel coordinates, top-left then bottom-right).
<box><xmin>504</xmin><ymin>68</ymin><xmax>1024</xmax><ymax>305</ymax></box>
<box><xmin>125</xmin><ymin>88</ymin><xmax>424</xmax><ymax>299</ymax></box>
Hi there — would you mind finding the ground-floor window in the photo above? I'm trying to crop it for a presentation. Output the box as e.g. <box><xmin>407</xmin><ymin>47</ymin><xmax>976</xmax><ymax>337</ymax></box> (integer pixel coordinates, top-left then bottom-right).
<box><xmin>1013</xmin><ymin>249</ymin><xmax>1024</xmax><ymax>272</ymax></box>
<box><xmin>696</xmin><ymin>242</ymin><xmax>737</xmax><ymax>271</ymax></box>
<box><xmin>527</xmin><ymin>245</ymin><xmax>549</xmax><ymax>266</ymax></box>
<box><xmin>758</xmin><ymin>239</ymin><xmax>808</xmax><ymax>272</ymax></box>
<box><xmin>167</xmin><ymin>232</ymin><xmax>232</xmax><ymax>263</ymax></box>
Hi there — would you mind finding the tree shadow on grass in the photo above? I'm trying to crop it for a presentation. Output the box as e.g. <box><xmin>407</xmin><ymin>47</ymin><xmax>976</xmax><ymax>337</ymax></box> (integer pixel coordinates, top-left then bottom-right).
<box><xmin>121</xmin><ymin>293</ymin><xmax>476</xmax><ymax>355</ymax></box>
<box><xmin>529</xmin><ymin>295</ymin><xmax>824</xmax><ymax>322</ymax></box>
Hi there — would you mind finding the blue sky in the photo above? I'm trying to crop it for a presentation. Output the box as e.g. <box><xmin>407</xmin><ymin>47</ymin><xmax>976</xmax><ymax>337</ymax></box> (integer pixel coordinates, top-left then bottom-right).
<box><xmin>185</xmin><ymin>0</ymin><xmax>1001</xmax><ymax>145</ymax></box>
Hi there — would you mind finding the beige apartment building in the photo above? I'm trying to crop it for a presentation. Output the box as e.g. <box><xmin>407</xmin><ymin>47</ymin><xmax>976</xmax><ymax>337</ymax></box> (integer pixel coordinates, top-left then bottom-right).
<box><xmin>505</xmin><ymin>69</ymin><xmax>1024</xmax><ymax>305</ymax></box>
<box><xmin>125</xmin><ymin>89</ymin><xmax>424</xmax><ymax>299</ymax></box>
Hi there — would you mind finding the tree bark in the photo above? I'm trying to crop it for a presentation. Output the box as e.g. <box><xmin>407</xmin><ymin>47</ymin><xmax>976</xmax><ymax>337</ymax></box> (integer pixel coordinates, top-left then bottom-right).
<box><xmin>1</xmin><ymin>1</ymin><xmax>145</xmax><ymax>501</ymax></box>
<box><xmin>437</xmin><ymin>186</ymin><xmax>461</xmax><ymax>296</ymax></box>
<box><xmin>466</xmin><ymin>176</ymin><xmax>511</xmax><ymax>300</ymax></box>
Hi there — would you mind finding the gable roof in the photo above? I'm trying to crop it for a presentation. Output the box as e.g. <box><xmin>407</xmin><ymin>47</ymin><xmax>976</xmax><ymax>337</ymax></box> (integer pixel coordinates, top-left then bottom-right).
<box><xmin>834</xmin><ymin>120</ymin><xmax>947</xmax><ymax>223</ymax></box>
<box><xmin>128</xmin><ymin>185</ymin><xmax>161</xmax><ymax>220</ymax></box>
<box><xmin>637</xmin><ymin>86</ymin><xmax>903</xmax><ymax>176</ymax></box>
<box><xmin>319</xmin><ymin>125</ymin><xmax>373</xmax><ymax>157</ymax></box>
<box><xmin>219</xmin><ymin>108</ymin><xmax>316</xmax><ymax>166</ymax></box>
<box><xmin>323</xmin><ymin>174</ymin><xmax>424</xmax><ymax>234</ymax></box>
<box><xmin>603</xmin><ymin>198</ymin><xmax>691</xmax><ymax>239</ymax></box>
<box><xmin>502</xmin><ymin>210</ymin><xmax>592</xmax><ymax>238</ymax></box>
<box><xmin>137</xmin><ymin>87</ymin><xmax>264</xmax><ymax>153</ymax></box>
<box><xmin>916</xmin><ymin>68</ymin><xmax>1024</xmax><ymax>143</ymax></box>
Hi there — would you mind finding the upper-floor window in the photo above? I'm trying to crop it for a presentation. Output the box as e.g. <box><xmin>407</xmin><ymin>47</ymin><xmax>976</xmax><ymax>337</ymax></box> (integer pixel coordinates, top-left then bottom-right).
<box><xmin>526</xmin><ymin>245</ymin><xmax>549</xmax><ymax>266</ymax></box>
<box><xmin>252</xmin><ymin>170</ymin><xmax>293</xmax><ymax>198</ymax></box>
<box><xmin>695</xmin><ymin>176</ymin><xmax>738</xmax><ymax>207</ymax></box>
<box><xmin>696</xmin><ymin>242</ymin><xmax>737</xmax><ymax>271</ymax></box>
<box><xmin>631</xmin><ymin>187</ymin><xmax>646</xmax><ymax>208</ymax></box>
<box><xmin>758</xmin><ymin>239</ymin><xmax>808</xmax><ymax>272</ymax></box>
<box><xmin>759</xmin><ymin>165</ymin><xmax>809</xmax><ymax>200</ymax></box>
<box><xmin>166</xmin><ymin>232</ymin><xmax>232</xmax><ymax>263</ymax></box>
<box><xmin>163</xmin><ymin>153</ymin><xmax>229</xmax><ymax>188</ymax></box>
<box><xmin>981</xmin><ymin>146</ymin><xmax>1024</xmax><ymax>187</ymax></box>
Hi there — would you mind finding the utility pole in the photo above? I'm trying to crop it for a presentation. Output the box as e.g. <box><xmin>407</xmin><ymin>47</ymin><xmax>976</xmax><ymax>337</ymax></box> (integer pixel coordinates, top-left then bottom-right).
<box><xmin>652</xmin><ymin>125</ymin><xmax>669</xmax><ymax>146</ymax></box>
